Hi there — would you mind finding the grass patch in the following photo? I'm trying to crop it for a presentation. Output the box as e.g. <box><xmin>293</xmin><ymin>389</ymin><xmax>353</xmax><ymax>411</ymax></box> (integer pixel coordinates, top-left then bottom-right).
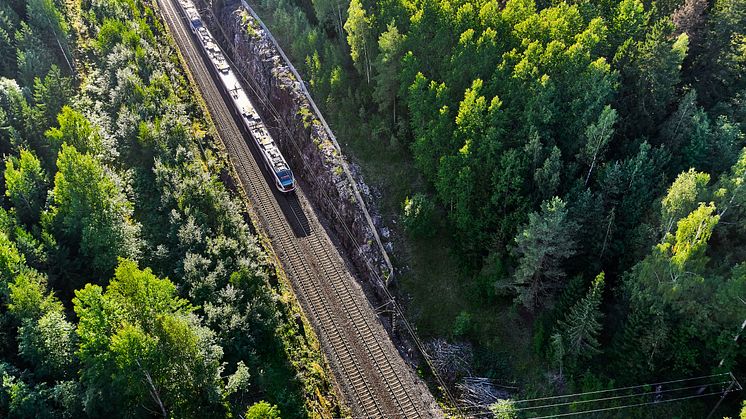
<box><xmin>338</xmin><ymin>122</ymin><xmax>545</xmax><ymax>384</ymax></box>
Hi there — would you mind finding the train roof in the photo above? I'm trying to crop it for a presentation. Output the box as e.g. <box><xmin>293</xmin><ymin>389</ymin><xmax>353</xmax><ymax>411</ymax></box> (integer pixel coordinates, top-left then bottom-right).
<box><xmin>177</xmin><ymin>0</ymin><xmax>291</xmax><ymax>178</ymax></box>
<box><xmin>181</xmin><ymin>1</ymin><xmax>200</xmax><ymax>24</ymax></box>
<box><xmin>221</xmin><ymin>68</ymin><xmax>290</xmax><ymax>175</ymax></box>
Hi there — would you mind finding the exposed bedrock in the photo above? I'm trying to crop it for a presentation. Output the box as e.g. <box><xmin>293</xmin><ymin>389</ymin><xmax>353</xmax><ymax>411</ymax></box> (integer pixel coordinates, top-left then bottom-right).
<box><xmin>198</xmin><ymin>0</ymin><xmax>394</xmax><ymax>304</ymax></box>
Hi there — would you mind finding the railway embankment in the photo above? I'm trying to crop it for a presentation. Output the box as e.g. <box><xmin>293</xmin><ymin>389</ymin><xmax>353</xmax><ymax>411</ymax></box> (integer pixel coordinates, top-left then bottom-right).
<box><xmin>199</xmin><ymin>0</ymin><xmax>394</xmax><ymax>303</ymax></box>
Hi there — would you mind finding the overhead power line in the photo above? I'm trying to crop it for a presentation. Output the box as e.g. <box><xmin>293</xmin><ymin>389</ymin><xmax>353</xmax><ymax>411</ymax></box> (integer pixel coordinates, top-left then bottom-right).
<box><xmin>165</xmin><ymin>4</ymin><xmax>746</xmax><ymax>419</ymax></box>
<box><xmin>482</xmin><ymin>372</ymin><xmax>741</xmax><ymax>418</ymax></box>
<box><xmin>514</xmin><ymin>372</ymin><xmax>730</xmax><ymax>404</ymax></box>
<box><xmin>514</xmin><ymin>380</ymin><xmax>732</xmax><ymax>412</ymax></box>
<box><xmin>528</xmin><ymin>388</ymin><xmax>738</xmax><ymax>419</ymax></box>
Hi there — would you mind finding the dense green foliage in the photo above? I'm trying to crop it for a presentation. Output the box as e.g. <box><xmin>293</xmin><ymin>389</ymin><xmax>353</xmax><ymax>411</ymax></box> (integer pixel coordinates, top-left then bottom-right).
<box><xmin>0</xmin><ymin>0</ymin><xmax>337</xmax><ymax>417</ymax></box>
<box><xmin>246</xmin><ymin>400</ymin><xmax>282</xmax><ymax>419</ymax></box>
<box><xmin>256</xmin><ymin>0</ymin><xmax>745</xmax><ymax>414</ymax></box>
<box><xmin>74</xmin><ymin>260</ymin><xmax>224</xmax><ymax>417</ymax></box>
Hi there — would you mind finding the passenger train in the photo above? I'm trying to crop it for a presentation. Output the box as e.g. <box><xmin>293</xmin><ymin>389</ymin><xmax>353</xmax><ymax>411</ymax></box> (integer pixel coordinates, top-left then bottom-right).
<box><xmin>176</xmin><ymin>0</ymin><xmax>296</xmax><ymax>192</ymax></box>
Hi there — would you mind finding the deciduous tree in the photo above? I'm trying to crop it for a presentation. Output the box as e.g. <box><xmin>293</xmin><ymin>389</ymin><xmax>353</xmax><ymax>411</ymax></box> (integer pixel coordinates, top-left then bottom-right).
<box><xmin>4</xmin><ymin>149</ymin><xmax>47</xmax><ymax>226</ymax></box>
<box><xmin>580</xmin><ymin>105</ymin><xmax>617</xmax><ymax>186</ymax></box>
<box><xmin>18</xmin><ymin>310</ymin><xmax>76</xmax><ymax>380</ymax></box>
<box><xmin>660</xmin><ymin>169</ymin><xmax>710</xmax><ymax>234</ymax></box>
<box><xmin>73</xmin><ymin>259</ymin><xmax>226</xmax><ymax>417</ymax></box>
<box><xmin>344</xmin><ymin>0</ymin><xmax>374</xmax><ymax>83</ymax></box>
<box><xmin>45</xmin><ymin>106</ymin><xmax>101</xmax><ymax>156</ymax></box>
<box><xmin>48</xmin><ymin>144</ymin><xmax>140</xmax><ymax>276</ymax></box>
<box><xmin>246</xmin><ymin>401</ymin><xmax>281</xmax><ymax>419</ymax></box>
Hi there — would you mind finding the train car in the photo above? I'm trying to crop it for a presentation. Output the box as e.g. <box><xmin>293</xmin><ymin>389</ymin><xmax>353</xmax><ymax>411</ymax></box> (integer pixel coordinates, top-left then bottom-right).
<box><xmin>176</xmin><ymin>0</ymin><xmax>296</xmax><ymax>193</ymax></box>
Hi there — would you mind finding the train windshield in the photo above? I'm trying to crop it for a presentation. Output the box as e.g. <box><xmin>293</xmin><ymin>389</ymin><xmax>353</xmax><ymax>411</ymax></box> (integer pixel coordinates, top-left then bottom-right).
<box><xmin>278</xmin><ymin>170</ymin><xmax>294</xmax><ymax>186</ymax></box>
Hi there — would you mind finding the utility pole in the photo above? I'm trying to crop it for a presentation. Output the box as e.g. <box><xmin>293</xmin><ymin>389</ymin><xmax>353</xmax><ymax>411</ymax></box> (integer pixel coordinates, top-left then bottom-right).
<box><xmin>705</xmin><ymin>317</ymin><xmax>746</xmax><ymax>419</ymax></box>
<box><xmin>705</xmin><ymin>372</ymin><xmax>741</xmax><ymax>419</ymax></box>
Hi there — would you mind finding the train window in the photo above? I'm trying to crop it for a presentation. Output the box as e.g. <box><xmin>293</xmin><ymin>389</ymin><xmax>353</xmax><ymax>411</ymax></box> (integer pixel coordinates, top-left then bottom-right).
<box><xmin>278</xmin><ymin>170</ymin><xmax>293</xmax><ymax>185</ymax></box>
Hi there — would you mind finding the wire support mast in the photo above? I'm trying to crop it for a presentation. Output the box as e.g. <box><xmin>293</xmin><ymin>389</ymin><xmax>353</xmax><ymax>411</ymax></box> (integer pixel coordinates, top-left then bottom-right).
<box><xmin>191</xmin><ymin>2</ymin><xmax>462</xmax><ymax>416</ymax></box>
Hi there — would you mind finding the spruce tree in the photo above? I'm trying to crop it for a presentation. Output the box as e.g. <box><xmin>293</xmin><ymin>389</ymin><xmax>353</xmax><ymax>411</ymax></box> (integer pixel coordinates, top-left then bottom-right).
<box><xmin>508</xmin><ymin>197</ymin><xmax>576</xmax><ymax>311</ymax></box>
<box><xmin>557</xmin><ymin>272</ymin><xmax>605</xmax><ymax>360</ymax></box>
<box><xmin>549</xmin><ymin>332</ymin><xmax>565</xmax><ymax>377</ymax></box>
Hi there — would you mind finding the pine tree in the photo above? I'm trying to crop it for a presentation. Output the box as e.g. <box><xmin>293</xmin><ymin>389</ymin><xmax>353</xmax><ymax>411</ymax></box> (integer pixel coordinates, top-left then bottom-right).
<box><xmin>557</xmin><ymin>272</ymin><xmax>605</xmax><ymax>360</ymax></box>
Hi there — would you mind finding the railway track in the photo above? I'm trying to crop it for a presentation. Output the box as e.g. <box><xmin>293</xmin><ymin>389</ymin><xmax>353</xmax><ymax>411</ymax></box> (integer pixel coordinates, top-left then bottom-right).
<box><xmin>156</xmin><ymin>0</ymin><xmax>437</xmax><ymax>417</ymax></box>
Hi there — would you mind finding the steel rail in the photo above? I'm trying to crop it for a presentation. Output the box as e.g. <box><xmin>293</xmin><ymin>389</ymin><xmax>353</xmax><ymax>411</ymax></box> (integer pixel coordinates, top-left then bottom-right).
<box><xmin>155</xmin><ymin>0</ymin><xmax>433</xmax><ymax>416</ymax></box>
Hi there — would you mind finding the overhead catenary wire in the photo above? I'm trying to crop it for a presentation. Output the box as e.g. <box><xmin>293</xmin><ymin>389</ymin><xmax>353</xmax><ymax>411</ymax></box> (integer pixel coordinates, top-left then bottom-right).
<box><xmin>238</xmin><ymin>0</ymin><xmax>394</xmax><ymax>280</ymax></box>
<box><xmin>172</xmin><ymin>7</ymin><xmax>743</xmax><ymax>417</ymax></box>
<box><xmin>158</xmin><ymin>1</ymin><xmax>421</xmax><ymax>417</ymax></box>
<box><xmin>191</xmin><ymin>1</ymin><xmax>464</xmax><ymax>415</ymax></box>
<box><xmin>246</xmin><ymin>13</ymin><xmax>742</xmax><ymax>419</ymax></box>
<box><xmin>706</xmin><ymin>318</ymin><xmax>746</xmax><ymax>419</ymax></box>
<box><xmin>165</xmin><ymin>4</ymin><xmax>744</xmax><ymax>419</ymax></box>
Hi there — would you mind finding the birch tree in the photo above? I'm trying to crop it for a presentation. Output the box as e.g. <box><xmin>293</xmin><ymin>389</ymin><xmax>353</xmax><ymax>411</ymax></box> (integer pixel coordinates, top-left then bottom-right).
<box><xmin>344</xmin><ymin>0</ymin><xmax>373</xmax><ymax>83</ymax></box>
<box><xmin>580</xmin><ymin>105</ymin><xmax>617</xmax><ymax>186</ymax></box>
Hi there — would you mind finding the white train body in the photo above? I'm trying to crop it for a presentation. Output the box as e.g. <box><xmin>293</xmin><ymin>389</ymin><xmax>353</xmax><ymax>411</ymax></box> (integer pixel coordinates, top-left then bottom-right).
<box><xmin>176</xmin><ymin>0</ymin><xmax>296</xmax><ymax>192</ymax></box>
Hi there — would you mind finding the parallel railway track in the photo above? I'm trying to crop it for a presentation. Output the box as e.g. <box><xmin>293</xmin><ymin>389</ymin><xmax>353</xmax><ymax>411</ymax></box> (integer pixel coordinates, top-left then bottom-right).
<box><xmin>156</xmin><ymin>0</ymin><xmax>434</xmax><ymax>416</ymax></box>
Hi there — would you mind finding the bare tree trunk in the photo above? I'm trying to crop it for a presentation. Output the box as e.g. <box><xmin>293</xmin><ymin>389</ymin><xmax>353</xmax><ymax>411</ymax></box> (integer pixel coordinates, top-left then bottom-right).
<box><xmin>665</xmin><ymin>216</ymin><xmax>676</xmax><ymax>237</ymax></box>
<box><xmin>393</xmin><ymin>98</ymin><xmax>396</xmax><ymax>126</ymax></box>
<box><xmin>145</xmin><ymin>370</ymin><xmax>167</xmax><ymax>418</ymax></box>
<box><xmin>364</xmin><ymin>46</ymin><xmax>371</xmax><ymax>84</ymax></box>
<box><xmin>138</xmin><ymin>360</ymin><xmax>167</xmax><ymax>418</ymax></box>
<box><xmin>585</xmin><ymin>157</ymin><xmax>596</xmax><ymax>186</ymax></box>
<box><xmin>719</xmin><ymin>182</ymin><xmax>743</xmax><ymax>219</ymax></box>
<box><xmin>600</xmin><ymin>208</ymin><xmax>615</xmax><ymax>261</ymax></box>
<box><xmin>336</xmin><ymin>2</ymin><xmax>344</xmax><ymax>40</ymax></box>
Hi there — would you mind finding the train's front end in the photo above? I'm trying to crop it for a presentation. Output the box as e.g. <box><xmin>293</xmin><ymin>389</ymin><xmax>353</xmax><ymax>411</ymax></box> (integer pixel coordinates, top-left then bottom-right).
<box><xmin>277</xmin><ymin>169</ymin><xmax>295</xmax><ymax>193</ymax></box>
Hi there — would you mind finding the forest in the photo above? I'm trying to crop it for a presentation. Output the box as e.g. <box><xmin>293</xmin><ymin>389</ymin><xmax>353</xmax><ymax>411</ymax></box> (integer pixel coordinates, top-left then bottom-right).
<box><xmin>0</xmin><ymin>0</ymin><xmax>743</xmax><ymax>416</ymax></box>
<box><xmin>253</xmin><ymin>0</ymin><xmax>746</xmax><ymax>416</ymax></box>
<box><xmin>0</xmin><ymin>0</ymin><xmax>339</xmax><ymax>417</ymax></box>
